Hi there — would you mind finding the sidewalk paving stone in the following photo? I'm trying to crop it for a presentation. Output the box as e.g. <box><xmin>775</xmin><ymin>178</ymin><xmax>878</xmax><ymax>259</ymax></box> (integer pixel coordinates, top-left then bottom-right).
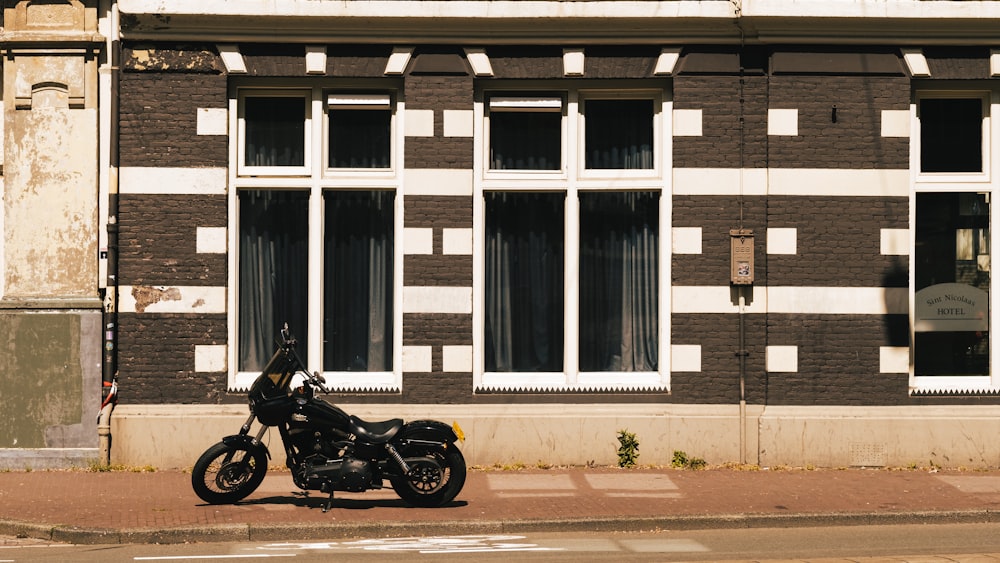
<box><xmin>0</xmin><ymin>467</ymin><xmax>999</xmax><ymax>545</ymax></box>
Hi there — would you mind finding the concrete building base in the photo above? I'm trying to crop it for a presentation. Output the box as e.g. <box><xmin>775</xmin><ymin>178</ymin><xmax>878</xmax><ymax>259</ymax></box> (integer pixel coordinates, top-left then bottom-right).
<box><xmin>0</xmin><ymin>448</ymin><xmax>101</xmax><ymax>470</ymax></box>
<box><xmin>107</xmin><ymin>404</ymin><xmax>1000</xmax><ymax>470</ymax></box>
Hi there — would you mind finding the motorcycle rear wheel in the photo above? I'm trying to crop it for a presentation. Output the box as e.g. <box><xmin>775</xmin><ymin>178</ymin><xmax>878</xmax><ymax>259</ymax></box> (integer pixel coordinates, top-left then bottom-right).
<box><xmin>389</xmin><ymin>446</ymin><xmax>466</xmax><ymax>507</ymax></box>
<box><xmin>191</xmin><ymin>441</ymin><xmax>268</xmax><ymax>504</ymax></box>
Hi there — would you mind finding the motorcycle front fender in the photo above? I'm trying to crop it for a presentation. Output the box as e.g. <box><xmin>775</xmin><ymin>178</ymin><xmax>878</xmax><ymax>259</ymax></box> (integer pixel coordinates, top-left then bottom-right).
<box><xmin>221</xmin><ymin>434</ymin><xmax>271</xmax><ymax>459</ymax></box>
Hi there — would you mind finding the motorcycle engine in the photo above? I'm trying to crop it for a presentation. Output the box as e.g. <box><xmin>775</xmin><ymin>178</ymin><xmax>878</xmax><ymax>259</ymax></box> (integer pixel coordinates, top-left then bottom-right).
<box><xmin>300</xmin><ymin>456</ymin><xmax>373</xmax><ymax>493</ymax></box>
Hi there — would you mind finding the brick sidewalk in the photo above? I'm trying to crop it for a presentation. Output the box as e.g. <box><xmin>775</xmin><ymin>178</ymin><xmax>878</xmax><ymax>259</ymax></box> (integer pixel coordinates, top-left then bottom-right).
<box><xmin>1</xmin><ymin>467</ymin><xmax>999</xmax><ymax>544</ymax></box>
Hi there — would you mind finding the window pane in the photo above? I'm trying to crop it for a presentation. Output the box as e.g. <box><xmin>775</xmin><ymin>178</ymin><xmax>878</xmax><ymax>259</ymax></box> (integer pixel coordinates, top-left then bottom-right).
<box><xmin>329</xmin><ymin>109</ymin><xmax>391</xmax><ymax>168</ymax></box>
<box><xmin>244</xmin><ymin>97</ymin><xmax>305</xmax><ymax>167</ymax></box>
<box><xmin>914</xmin><ymin>192</ymin><xmax>990</xmax><ymax>377</ymax></box>
<box><xmin>323</xmin><ymin>191</ymin><xmax>394</xmax><ymax>371</ymax></box>
<box><xmin>585</xmin><ymin>99</ymin><xmax>654</xmax><ymax>170</ymax></box>
<box><xmin>920</xmin><ymin>98</ymin><xmax>982</xmax><ymax>173</ymax></box>
<box><xmin>580</xmin><ymin>192</ymin><xmax>659</xmax><ymax>371</ymax></box>
<box><xmin>238</xmin><ymin>190</ymin><xmax>309</xmax><ymax>371</ymax></box>
<box><xmin>485</xmin><ymin>192</ymin><xmax>565</xmax><ymax>372</ymax></box>
<box><xmin>490</xmin><ymin>112</ymin><xmax>561</xmax><ymax>170</ymax></box>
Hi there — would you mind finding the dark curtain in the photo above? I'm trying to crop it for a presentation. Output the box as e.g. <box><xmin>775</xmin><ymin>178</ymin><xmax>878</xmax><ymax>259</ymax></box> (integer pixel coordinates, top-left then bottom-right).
<box><xmin>238</xmin><ymin>190</ymin><xmax>309</xmax><ymax>371</ymax></box>
<box><xmin>490</xmin><ymin>111</ymin><xmax>562</xmax><ymax>170</ymax></box>
<box><xmin>579</xmin><ymin>192</ymin><xmax>659</xmax><ymax>371</ymax></box>
<box><xmin>485</xmin><ymin>192</ymin><xmax>565</xmax><ymax>372</ymax></box>
<box><xmin>329</xmin><ymin>109</ymin><xmax>391</xmax><ymax>168</ymax></box>
<box><xmin>584</xmin><ymin>99</ymin><xmax>654</xmax><ymax>170</ymax></box>
<box><xmin>244</xmin><ymin>97</ymin><xmax>305</xmax><ymax>167</ymax></box>
<box><xmin>324</xmin><ymin>191</ymin><xmax>394</xmax><ymax>371</ymax></box>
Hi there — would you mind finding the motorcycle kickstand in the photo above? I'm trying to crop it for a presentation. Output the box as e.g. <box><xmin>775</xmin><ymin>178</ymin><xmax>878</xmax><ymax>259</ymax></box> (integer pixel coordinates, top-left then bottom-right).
<box><xmin>322</xmin><ymin>490</ymin><xmax>334</xmax><ymax>513</ymax></box>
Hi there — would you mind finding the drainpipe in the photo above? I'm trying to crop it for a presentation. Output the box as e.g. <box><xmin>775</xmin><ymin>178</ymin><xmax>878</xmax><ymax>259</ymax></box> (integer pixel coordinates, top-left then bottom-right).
<box><xmin>733</xmin><ymin>0</ymin><xmax>750</xmax><ymax>466</ymax></box>
<box><xmin>98</xmin><ymin>7</ymin><xmax>121</xmax><ymax>467</ymax></box>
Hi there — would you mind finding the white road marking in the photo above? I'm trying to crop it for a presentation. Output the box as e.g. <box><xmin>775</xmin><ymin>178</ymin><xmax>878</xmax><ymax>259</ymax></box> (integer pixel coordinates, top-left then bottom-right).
<box><xmin>135</xmin><ymin>555</ymin><xmax>295</xmax><ymax>560</ymax></box>
<box><xmin>257</xmin><ymin>534</ymin><xmax>711</xmax><ymax>555</ymax></box>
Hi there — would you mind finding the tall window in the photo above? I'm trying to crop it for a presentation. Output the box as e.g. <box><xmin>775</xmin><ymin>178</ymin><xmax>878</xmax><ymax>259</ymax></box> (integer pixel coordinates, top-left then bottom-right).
<box><xmin>484</xmin><ymin>192</ymin><xmax>565</xmax><ymax>372</ymax></box>
<box><xmin>232</xmin><ymin>86</ymin><xmax>399</xmax><ymax>390</ymax></box>
<box><xmin>478</xmin><ymin>87</ymin><xmax>667</xmax><ymax>391</ymax></box>
<box><xmin>579</xmin><ymin>191</ymin><xmax>659</xmax><ymax>372</ymax></box>
<box><xmin>912</xmin><ymin>89</ymin><xmax>996</xmax><ymax>393</ymax></box>
<box><xmin>323</xmin><ymin>191</ymin><xmax>394</xmax><ymax>371</ymax></box>
<box><xmin>238</xmin><ymin>190</ymin><xmax>309</xmax><ymax>371</ymax></box>
<box><xmin>914</xmin><ymin>193</ymin><xmax>989</xmax><ymax>378</ymax></box>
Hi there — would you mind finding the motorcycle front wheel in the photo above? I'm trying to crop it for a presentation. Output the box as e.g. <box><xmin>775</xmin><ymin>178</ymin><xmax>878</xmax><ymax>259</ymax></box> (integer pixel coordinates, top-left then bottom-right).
<box><xmin>191</xmin><ymin>441</ymin><xmax>268</xmax><ymax>504</ymax></box>
<box><xmin>389</xmin><ymin>445</ymin><xmax>466</xmax><ymax>507</ymax></box>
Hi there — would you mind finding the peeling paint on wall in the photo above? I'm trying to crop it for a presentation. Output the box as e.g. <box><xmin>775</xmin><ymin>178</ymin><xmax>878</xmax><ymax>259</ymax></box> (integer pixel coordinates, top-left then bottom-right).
<box><xmin>131</xmin><ymin>285</ymin><xmax>182</xmax><ymax>314</ymax></box>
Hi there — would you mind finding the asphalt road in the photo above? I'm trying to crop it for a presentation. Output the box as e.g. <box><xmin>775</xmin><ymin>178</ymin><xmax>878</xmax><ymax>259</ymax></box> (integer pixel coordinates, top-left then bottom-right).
<box><xmin>4</xmin><ymin>522</ymin><xmax>1000</xmax><ymax>562</ymax></box>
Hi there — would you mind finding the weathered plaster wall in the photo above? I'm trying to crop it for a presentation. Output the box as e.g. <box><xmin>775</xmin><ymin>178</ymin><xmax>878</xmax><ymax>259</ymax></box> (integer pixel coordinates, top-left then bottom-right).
<box><xmin>0</xmin><ymin>1</ymin><xmax>103</xmax><ymax>468</ymax></box>
<box><xmin>4</xmin><ymin>107</ymin><xmax>98</xmax><ymax>297</ymax></box>
<box><xmin>0</xmin><ymin>311</ymin><xmax>100</xmax><ymax>449</ymax></box>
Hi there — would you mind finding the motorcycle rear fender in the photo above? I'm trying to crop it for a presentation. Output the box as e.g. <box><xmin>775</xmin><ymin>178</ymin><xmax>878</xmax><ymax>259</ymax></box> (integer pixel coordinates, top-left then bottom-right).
<box><xmin>397</xmin><ymin>420</ymin><xmax>458</xmax><ymax>445</ymax></box>
<box><xmin>222</xmin><ymin>434</ymin><xmax>271</xmax><ymax>459</ymax></box>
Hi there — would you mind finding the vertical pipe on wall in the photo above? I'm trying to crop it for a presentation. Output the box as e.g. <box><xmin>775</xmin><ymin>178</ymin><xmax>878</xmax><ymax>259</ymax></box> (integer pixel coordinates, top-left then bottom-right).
<box><xmin>733</xmin><ymin>0</ymin><xmax>749</xmax><ymax>465</ymax></box>
<box><xmin>98</xmin><ymin>2</ymin><xmax>121</xmax><ymax>466</ymax></box>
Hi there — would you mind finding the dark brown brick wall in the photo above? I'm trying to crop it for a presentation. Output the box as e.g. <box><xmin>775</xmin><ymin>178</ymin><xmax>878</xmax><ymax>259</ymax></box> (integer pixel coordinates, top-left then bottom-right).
<box><xmin>117</xmin><ymin>315</ymin><xmax>232</xmax><ymax>404</ymax></box>
<box><xmin>584</xmin><ymin>46</ymin><xmax>661</xmax><ymax>78</ymax></box>
<box><xmin>328</xmin><ymin>45</ymin><xmax>392</xmax><ymax>77</ymax></box>
<box><xmin>767</xmin><ymin>196</ymin><xmax>908</xmax><ymax>287</ymax></box>
<box><xmin>241</xmin><ymin>44</ymin><xmax>306</xmax><ymax>76</ymax></box>
<box><xmin>765</xmin><ymin>315</ymin><xmax>909</xmax><ymax>406</ymax></box>
<box><xmin>924</xmin><ymin>47</ymin><xmax>992</xmax><ymax>79</ymax></box>
<box><xmin>671</xmin><ymin>313</ymin><xmax>767</xmax><ymax>404</ymax></box>
<box><xmin>112</xmin><ymin>43</ymin><xmax>1000</xmax><ymax>407</ymax></box>
<box><xmin>404</xmin><ymin>75</ymin><xmax>474</xmax><ymax>169</ymax></box>
<box><xmin>672</xmin><ymin>196</ymin><xmax>768</xmax><ymax>286</ymax></box>
<box><xmin>118</xmin><ymin>194</ymin><xmax>227</xmax><ymax>286</ymax></box>
<box><xmin>673</xmin><ymin>75</ymin><xmax>770</xmax><ymax>169</ymax></box>
<box><xmin>401</xmin><ymin>314</ymin><xmax>473</xmax><ymax>403</ymax></box>
<box><xmin>768</xmin><ymin>75</ymin><xmax>910</xmax><ymax>169</ymax></box>
<box><xmin>404</xmin><ymin>255</ymin><xmax>472</xmax><ymax>286</ymax></box>
<box><xmin>119</xmin><ymin>72</ymin><xmax>228</xmax><ymax>168</ymax></box>
<box><xmin>486</xmin><ymin>46</ymin><xmax>564</xmax><ymax>79</ymax></box>
<box><xmin>404</xmin><ymin>195</ymin><xmax>473</xmax><ymax>228</ymax></box>
<box><xmin>674</xmin><ymin>74</ymin><xmax>909</xmax><ymax>170</ymax></box>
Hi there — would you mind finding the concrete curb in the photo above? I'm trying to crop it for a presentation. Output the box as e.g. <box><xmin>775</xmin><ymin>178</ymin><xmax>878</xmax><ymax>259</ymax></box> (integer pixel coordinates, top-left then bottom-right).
<box><xmin>3</xmin><ymin>510</ymin><xmax>997</xmax><ymax>545</ymax></box>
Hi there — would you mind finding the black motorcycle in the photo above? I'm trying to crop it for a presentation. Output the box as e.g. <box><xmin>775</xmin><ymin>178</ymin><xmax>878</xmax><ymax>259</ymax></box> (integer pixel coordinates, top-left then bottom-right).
<box><xmin>191</xmin><ymin>325</ymin><xmax>466</xmax><ymax>510</ymax></box>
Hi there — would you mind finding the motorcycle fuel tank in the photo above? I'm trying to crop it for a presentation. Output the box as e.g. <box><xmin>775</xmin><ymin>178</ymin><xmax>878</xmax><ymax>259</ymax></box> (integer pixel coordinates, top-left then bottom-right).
<box><xmin>294</xmin><ymin>396</ymin><xmax>352</xmax><ymax>431</ymax></box>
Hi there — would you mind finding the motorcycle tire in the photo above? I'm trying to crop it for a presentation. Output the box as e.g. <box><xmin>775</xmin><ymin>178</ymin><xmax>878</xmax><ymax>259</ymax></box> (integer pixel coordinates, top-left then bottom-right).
<box><xmin>389</xmin><ymin>445</ymin><xmax>467</xmax><ymax>507</ymax></box>
<box><xmin>191</xmin><ymin>441</ymin><xmax>268</xmax><ymax>504</ymax></box>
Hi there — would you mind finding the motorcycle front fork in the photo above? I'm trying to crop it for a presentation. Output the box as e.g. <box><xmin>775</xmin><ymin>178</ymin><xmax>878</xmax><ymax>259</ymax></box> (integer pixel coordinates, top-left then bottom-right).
<box><xmin>239</xmin><ymin>412</ymin><xmax>269</xmax><ymax>445</ymax></box>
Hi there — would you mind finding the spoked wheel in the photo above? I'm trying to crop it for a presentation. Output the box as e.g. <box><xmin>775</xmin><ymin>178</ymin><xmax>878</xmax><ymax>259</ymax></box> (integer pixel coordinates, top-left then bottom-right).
<box><xmin>191</xmin><ymin>441</ymin><xmax>268</xmax><ymax>504</ymax></box>
<box><xmin>390</xmin><ymin>446</ymin><xmax>466</xmax><ymax>507</ymax></box>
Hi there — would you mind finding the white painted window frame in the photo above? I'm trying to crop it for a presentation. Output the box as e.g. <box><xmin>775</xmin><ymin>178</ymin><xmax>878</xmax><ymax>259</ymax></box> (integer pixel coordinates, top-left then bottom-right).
<box><xmin>325</xmin><ymin>92</ymin><xmax>397</xmax><ymax>176</ymax></box>
<box><xmin>484</xmin><ymin>94</ymin><xmax>568</xmax><ymax>181</ymax></box>
<box><xmin>236</xmin><ymin>88</ymin><xmax>312</xmax><ymax>177</ymax></box>
<box><xmin>228</xmin><ymin>84</ymin><xmax>404</xmax><ymax>392</ymax></box>
<box><xmin>473</xmin><ymin>82</ymin><xmax>673</xmax><ymax>392</ymax></box>
<box><xmin>910</xmin><ymin>88</ymin><xmax>1000</xmax><ymax>393</ymax></box>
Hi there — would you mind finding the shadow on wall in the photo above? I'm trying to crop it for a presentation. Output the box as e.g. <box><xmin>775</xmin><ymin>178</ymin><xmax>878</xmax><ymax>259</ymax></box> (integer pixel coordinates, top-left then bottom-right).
<box><xmin>883</xmin><ymin>257</ymin><xmax>909</xmax><ymax>347</ymax></box>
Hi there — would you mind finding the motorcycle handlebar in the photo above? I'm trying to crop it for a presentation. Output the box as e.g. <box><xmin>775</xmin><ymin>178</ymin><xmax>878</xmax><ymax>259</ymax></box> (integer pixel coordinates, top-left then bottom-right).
<box><xmin>309</xmin><ymin>371</ymin><xmax>329</xmax><ymax>394</ymax></box>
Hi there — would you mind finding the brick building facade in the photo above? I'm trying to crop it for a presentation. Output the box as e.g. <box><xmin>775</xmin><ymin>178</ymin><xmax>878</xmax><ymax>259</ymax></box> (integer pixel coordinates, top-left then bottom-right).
<box><xmin>8</xmin><ymin>1</ymin><xmax>1000</xmax><ymax>469</ymax></box>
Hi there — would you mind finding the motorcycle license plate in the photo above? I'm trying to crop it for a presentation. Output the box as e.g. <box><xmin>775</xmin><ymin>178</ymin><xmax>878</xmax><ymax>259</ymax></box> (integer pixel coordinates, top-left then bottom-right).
<box><xmin>452</xmin><ymin>421</ymin><xmax>466</xmax><ymax>442</ymax></box>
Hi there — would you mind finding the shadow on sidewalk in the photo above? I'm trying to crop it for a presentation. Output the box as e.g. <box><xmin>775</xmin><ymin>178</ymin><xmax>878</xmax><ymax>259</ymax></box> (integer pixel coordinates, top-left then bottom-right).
<box><xmin>221</xmin><ymin>493</ymin><xmax>469</xmax><ymax>511</ymax></box>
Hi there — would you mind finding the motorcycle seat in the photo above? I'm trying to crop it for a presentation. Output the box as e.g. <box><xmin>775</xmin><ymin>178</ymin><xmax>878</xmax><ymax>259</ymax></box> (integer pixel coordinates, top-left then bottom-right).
<box><xmin>349</xmin><ymin>415</ymin><xmax>403</xmax><ymax>443</ymax></box>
